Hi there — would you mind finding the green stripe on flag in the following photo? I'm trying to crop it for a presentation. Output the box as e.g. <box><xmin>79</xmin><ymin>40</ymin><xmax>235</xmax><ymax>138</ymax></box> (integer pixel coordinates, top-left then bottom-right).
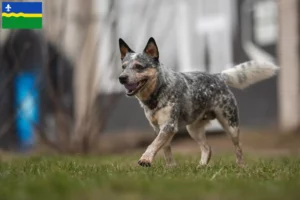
<box><xmin>2</xmin><ymin>17</ymin><xmax>42</xmax><ymax>29</ymax></box>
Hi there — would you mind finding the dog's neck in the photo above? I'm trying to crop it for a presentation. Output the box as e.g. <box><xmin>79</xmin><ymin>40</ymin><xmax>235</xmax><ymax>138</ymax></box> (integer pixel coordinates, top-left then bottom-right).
<box><xmin>141</xmin><ymin>83</ymin><xmax>163</xmax><ymax>110</ymax></box>
<box><xmin>139</xmin><ymin>66</ymin><xmax>172</xmax><ymax>110</ymax></box>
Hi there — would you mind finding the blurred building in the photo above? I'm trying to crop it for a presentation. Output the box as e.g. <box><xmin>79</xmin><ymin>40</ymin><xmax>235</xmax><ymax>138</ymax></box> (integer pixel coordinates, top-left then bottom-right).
<box><xmin>100</xmin><ymin>0</ymin><xmax>279</xmax><ymax>132</ymax></box>
<box><xmin>0</xmin><ymin>0</ymin><xmax>299</xmax><ymax>150</ymax></box>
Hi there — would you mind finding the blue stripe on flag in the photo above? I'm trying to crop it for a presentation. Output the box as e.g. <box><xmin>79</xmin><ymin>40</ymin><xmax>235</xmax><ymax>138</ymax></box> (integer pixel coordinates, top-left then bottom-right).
<box><xmin>2</xmin><ymin>2</ymin><xmax>42</xmax><ymax>14</ymax></box>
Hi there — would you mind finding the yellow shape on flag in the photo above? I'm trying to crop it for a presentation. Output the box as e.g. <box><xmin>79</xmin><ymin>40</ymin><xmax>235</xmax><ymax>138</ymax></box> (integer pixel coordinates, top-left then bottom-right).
<box><xmin>2</xmin><ymin>12</ymin><xmax>42</xmax><ymax>18</ymax></box>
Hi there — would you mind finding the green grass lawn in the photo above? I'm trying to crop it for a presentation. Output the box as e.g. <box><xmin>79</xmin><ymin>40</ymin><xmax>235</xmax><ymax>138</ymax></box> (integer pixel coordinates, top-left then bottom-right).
<box><xmin>0</xmin><ymin>153</ymin><xmax>300</xmax><ymax>200</ymax></box>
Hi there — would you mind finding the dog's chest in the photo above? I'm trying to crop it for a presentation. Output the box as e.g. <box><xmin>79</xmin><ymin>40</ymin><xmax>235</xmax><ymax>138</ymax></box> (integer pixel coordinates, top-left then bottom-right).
<box><xmin>144</xmin><ymin>104</ymin><xmax>172</xmax><ymax>128</ymax></box>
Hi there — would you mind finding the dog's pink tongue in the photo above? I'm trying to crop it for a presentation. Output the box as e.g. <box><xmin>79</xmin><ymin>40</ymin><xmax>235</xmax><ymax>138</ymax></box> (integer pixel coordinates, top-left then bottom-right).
<box><xmin>125</xmin><ymin>83</ymin><xmax>138</xmax><ymax>90</ymax></box>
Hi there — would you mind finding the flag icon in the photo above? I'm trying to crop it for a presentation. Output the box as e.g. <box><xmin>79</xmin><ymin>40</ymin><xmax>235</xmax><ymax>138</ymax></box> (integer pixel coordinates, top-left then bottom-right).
<box><xmin>2</xmin><ymin>2</ymin><xmax>42</xmax><ymax>29</ymax></box>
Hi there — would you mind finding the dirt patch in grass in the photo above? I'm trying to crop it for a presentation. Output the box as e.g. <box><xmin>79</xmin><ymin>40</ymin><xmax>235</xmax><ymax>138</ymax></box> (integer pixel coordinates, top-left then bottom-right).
<box><xmin>94</xmin><ymin>129</ymin><xmax>300</xmax><ymax>157</ymax></box>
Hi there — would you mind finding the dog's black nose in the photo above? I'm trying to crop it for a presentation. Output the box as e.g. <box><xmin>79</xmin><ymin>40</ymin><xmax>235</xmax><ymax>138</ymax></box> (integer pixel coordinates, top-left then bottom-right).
<box><xmin>119</xmin><ymin>75</ymin><xmax>128</xmax><ymax>84</ymax></box>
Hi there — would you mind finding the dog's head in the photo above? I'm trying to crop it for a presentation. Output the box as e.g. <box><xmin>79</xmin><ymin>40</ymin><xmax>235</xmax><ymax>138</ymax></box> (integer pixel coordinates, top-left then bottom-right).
<box><xmin>118</xmin><ymin>37</ymin><xmax>160</xmax><ymax>99</ymax></box>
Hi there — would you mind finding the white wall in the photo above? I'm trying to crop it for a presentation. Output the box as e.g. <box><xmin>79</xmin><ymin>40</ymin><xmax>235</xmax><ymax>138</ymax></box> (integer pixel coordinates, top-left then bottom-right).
<box><xmin>97</xmin><ymin>0</ymin><xmax>237</xmax><ymax>94</ymax></box>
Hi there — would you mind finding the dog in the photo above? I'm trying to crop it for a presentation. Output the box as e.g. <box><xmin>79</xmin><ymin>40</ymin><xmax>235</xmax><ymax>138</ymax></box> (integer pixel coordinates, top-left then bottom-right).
<box><xmin>118</xmin><ymin>37</ymin><xmax>279</xmax><ymax>167</ymax></box>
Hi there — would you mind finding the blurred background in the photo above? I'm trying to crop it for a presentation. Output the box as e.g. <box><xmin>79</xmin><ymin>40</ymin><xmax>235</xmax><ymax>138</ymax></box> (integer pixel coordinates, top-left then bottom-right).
<box><xmin>0</xmin><ymin>0</ymin><xmax>299</xmax><ymax>154</ymax></box>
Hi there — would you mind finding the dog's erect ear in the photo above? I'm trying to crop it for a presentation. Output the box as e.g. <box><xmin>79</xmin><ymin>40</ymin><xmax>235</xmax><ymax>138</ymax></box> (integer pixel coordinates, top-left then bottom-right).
<box><xmin>119</xmin><ymin>38</ymin><xmax>134</xmax><ymax>60</ymax></box>
<box><xmin>143</xmin><ymin>37</ymin><xmax>159</xmax><ymax>61</ymax></box>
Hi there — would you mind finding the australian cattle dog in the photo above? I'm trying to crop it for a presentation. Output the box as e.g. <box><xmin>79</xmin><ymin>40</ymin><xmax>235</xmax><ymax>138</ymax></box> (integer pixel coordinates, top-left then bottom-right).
<box><xmin>118</xmin><ymin>37</ymin><xmax>279</xmax><ymax>167</ymax></box>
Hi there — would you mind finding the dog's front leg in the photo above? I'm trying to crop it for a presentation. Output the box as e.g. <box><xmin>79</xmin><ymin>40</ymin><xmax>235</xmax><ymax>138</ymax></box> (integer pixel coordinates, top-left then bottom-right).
<box><xmin>152</xmin><ymin>127</ymin><xmax>176</xmax><ymax>167</ymax></box>
<box><xmin>163</xmin><ymin>144</ymin><xmax>177</xmax><ymax>167</ymax></box>
<box><xmin>138</xmin><ymin>123</ymin><xmax>177</xmax><ymax>167</ymax></box>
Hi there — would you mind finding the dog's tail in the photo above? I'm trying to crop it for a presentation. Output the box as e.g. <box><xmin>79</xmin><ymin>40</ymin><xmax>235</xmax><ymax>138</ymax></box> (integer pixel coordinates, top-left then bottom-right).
<box><xmin>221</xmin><ymin>61</ymin><xmax>279</xmax><ymax>89</ymax></box>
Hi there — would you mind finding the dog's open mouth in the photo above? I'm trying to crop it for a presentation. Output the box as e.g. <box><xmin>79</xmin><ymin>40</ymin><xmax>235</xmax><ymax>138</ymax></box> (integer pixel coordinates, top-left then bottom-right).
<box><xmin>124</xmin><ymin>79</ymin><xmax>148</xmax><ymax>96</ymax></box>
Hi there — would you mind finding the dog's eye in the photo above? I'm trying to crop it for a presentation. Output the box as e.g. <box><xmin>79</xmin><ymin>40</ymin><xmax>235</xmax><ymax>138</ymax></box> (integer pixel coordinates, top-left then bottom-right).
<box><xmin>122</xmin><ymin>65</ymin><xmax>126</xmax><ymax>70</ymax></box>
<box><xmin>135</xmin><ymin>64</ymin><xmax>144</xmax><ymax>70</ymax></box>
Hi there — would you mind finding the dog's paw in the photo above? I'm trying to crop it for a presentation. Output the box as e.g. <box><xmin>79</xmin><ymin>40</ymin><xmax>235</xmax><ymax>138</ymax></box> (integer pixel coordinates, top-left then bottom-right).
<box><xmin>166</xmin><ymin>162</ymin><xmax>177</xmax><ymax>168</ymax></box>
<box><xmin>196</xmin><ymin>164</ymin><xmax>209</xmax><ymax>169</ymax></box>
<box><xmin>138</xmin><ymin>159</ymin><xmax>152</xmax><ymax>167</ymax></box>
<box><xmin>237</xmin><ymin>162</ymin><xmax>246</xmax><ymax>168</ymax></box>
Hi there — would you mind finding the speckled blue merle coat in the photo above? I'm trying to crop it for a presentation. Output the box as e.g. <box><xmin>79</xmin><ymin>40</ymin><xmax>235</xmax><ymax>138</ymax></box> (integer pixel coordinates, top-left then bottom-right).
<box><xmin>118</xmin><ymin>37</ymin><xmax>279</xmax><ymax>167</ymax></box>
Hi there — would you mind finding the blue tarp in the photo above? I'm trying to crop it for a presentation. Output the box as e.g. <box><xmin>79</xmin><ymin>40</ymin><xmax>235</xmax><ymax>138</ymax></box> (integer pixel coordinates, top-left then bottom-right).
<box><xmin>14</xmin><ymin>71</ymin><xmax>39</xmax><ymax>150</ymax></box>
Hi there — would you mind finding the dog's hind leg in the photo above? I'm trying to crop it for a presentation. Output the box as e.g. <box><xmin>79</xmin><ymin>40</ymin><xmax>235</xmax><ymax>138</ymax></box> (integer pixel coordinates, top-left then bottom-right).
<box><xmin>186</xmin><ymin>120</ymin><xmax>211</xmax><ymax>166</ymax></box>
<box><xmin>215</xmin><ymin>106</ymin><xmax>244</xmax><ymax>167</ymax></box>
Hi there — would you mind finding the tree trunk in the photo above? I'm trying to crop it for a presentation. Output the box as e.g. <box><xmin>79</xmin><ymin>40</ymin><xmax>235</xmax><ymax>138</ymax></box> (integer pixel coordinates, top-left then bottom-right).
<box><xmin>278</xmin><ymin>0</ymin><xmax>300</xmax><ymax>132</ymax></box>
